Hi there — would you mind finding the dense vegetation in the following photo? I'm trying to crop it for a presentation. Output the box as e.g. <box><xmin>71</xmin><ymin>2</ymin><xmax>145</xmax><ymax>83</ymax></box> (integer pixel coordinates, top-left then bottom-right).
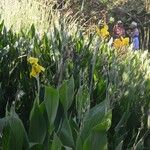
<box><xmin>0</xmin><ymin>0</ymin><xmax>150</xmax><ymax>149</ymax></box>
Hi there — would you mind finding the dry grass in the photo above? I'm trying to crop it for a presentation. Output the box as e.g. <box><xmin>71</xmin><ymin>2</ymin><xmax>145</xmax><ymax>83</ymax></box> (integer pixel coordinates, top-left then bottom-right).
<box><xmin>0</xmin><ymin>0</ymin><xmax>55</xmax><ymax>32</ymax></box>
<box><xmin>0</xmin><ymin>0</ymin><xmax>82</xmax><ymax>34</ymax></box>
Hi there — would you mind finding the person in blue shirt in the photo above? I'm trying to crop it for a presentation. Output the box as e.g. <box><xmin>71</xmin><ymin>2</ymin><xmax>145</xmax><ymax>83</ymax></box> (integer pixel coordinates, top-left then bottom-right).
<box><xmin>129</xmin><ymin>21</ymin><xmax>140</xmax><ymax>50</ymax></box>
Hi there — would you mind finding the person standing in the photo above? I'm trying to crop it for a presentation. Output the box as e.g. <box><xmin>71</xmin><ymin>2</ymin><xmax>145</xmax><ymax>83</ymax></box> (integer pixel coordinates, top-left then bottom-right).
<box><xmin>129</xmin><ymin>21</ymin><xmax>140</xmax><ymax>50</ymax></box>
<box><xmin>113</xmin><ymin>20</ymin><xmax>125</xmax><ymax>39</ymax></box>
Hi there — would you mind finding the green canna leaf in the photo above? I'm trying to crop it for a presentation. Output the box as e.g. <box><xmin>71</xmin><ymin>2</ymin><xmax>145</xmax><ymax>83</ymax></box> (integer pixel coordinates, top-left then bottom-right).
<box><xmin>29</xmin><ymin>97</ymin><xmax>46</xmax><ymax>144</ymax></box>
<box><xmin>51</xmin><ymin>133</ymin><xmax>62</xmax><ymax>150</ymax></box>
<box><xmin>76</xmin><ymin>86</ymin><xmax>90</xmax><ymax>122</ymax></box>
<box><xmin>79</xmin><ymin>101</ymin><xmax>112</xmax><ymax>149</ymax></box>
<box><xmin>80</xmin><ymin>101</ymin><xmax>106</xmax><ymax>140</ymax></box>
<box><xmin>83</xmin><ymin>131</ymin><xmax>108</xmax><ymax>150</ymax></box>
<box><xmin>44</xmin><ymin>86</ymin><xmax>59</xmax><ymax>134</ymax></box>
<box><xmin>1</xmin><ymin>125</ymin><xmax>11</xmax><ymax>150</ymax></box>
<box><xmin>58</xmin><ymin>115</ymin><xmax>74</xmax><ymax>148</ymax></box>
<box><xmin>59</xmin><ymin>76</ymin><xmax>74</xmax><ymax>112</ymax></box>
<box><xmin>29</xmin><ymin>143</ymin><xmax>43</xmax><ymax>150</ymax></box>
<box><xmin>1</xmin><ymin>108</ymin><xmax>29</xmax><ymax>150</ymax></box>
<box><xmin>92</xmin><ymin>110</ymin><xmax>112</xmax><ymax>132</ymax></box>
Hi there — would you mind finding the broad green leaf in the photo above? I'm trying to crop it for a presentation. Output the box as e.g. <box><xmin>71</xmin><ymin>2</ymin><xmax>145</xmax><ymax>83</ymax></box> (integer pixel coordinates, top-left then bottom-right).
<box><xmin>2</xmin><ymin>125</ymin><xmax>10</xmax><ymax>150</ymax></box>
<box><xmin>80</xmin><ymin>101</ymin><xmax>106</xmax><ymax>141</ymax></box>
<box><xmin>76</xmin><ymin>86</ymin><xmax>90</xmax><ymax>121</ymax></box>
<box><xmin>82</xmin><ymin>111</ymin><xmax>111</xmax><ymax>150</ymax></box>
<box><xmin>92</xmin><ymin>110</ymin><xmax>112</xmax><ymax>132</ymax></box>
<box><xmin>76</xmin><ymin>134</ymin><xmax>83</xmax><ymax>150</ymax></box>
<box><xmin>59</xmin><ymin>76</ymin><xmax>74</xmax><ymax>112</ymax></box>
<box><xmin>8</xmin><ymin>116</ymin><xmax>28</xmax><ymax>150</ymax></box>
<box><xmin>2</xmin><ymin>108</ymin><xmax>29</xmax><ymax>150</ymax></box>
<box><xmin>69</xmin><ymin>118</ymin><xmax>79</xmax><ymax>144</ymax></box>
<box><xmin>42</xmin><ymin>132</ymin><xmax>52</xmax><ymax>150</ymax></box>
<box><xmin>78</xmin><ymin>101</ymin><xmax>112</xmax><ymax>150</ymax></box>
<box><xmin>58</xmin><ymin>115</ymin><xmax>74</xmax><ymax>148</ymax></box>
<box><xmin>39</xmin><ymin>101</ymin><xmax>49</xmax><ymax>121</ymax></box>
<box><xmin>11</xmin><ymin>106</ymin><xmax>29</xmax><ymax>149</ymax></box>
<box><xmin>44</xmin><ymin>86</ymin><xmax>59</xmax><ymax>133</ymax></box>
<box><xmin>29</xmin><ymin>97</ymin><xmax>46</xmax><ymax>144</ymax></box>
<box><xmin>39</xmin><ymin>101</ymin><xmax>49</xmax><ymax>128</ymax></box>
<box><xmin>51</xmin><ymin>133</ymin><xmax>62</xmax><ymax>150</ymax></box>
<box><xmin>29</xmin><ymin>143</ymin><xmax>43</xmax><ymax>150</ymax></box>
<box><xmin>83</xmin><ymin>131</ymin><xmax>108</xmax><ymax>150</ymax></box>
<box><xmin>67</xmin><ymin>76</ymin><xmax>75</xmax><ymax>108</ymax></box>
<box><xmin>59</xmin><ymin>81</ymin><xmax>68</xmax><ymax>111</ymax></box>
<box><xmin>39</xmin><ymin>101</ymin><xmax>46</xmax><ymax>114</ymax></box>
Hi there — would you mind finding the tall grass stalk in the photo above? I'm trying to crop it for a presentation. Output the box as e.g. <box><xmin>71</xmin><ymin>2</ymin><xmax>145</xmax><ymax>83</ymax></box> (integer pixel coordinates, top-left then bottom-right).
<box><xmin>0</xmin><ymin>0</ymin><xmax>54</xmax><ymax>32</ymax></box>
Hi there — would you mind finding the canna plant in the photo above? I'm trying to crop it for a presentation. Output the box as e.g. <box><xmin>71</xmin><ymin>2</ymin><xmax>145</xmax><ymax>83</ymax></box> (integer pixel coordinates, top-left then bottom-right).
<box><xmin>0</xmin><ymin>77</ymin><xmax>112</xmax><ymax>150</ymax></box>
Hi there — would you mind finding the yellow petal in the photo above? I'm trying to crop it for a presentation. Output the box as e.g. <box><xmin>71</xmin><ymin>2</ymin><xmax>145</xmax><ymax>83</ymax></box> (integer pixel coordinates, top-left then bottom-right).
<box><xmin>123</xmin><ymin>37</ymin><xmax>129</xmax><ymax>46</ymax></box>
<box><xmin>30</xmin><ymin>64</ymin><xmax>45</xmax><ymax>78</ymax></box>
<box><xmin>39</xmin><ymin>65</ymin><xmax>45</xmax><ymax>72</ymax></box>
<box><xmin>99</xmin><ymin>29</ymin><xmax>108</xmax><ymax>38</ymax></box>
<box><xmin>95</xmin><ymin>24</ymin><xmax>109</xmax><ymax>38</ymax></box>
<box><xmin>28</xmin><ymin>57</ymin><xmax>39</xmax><ymax>64</ymax></box>
<box><xmin>114</xmin><ymin>37</ymin><xmax>129</xmax><ymax>49</ymax></box>
<box><xmin>100</xmin><ymin>25</ymin><xmax>109</xmax><ymax>38</ymax></box>
<box><xmin>114</xmin><ymin>38</ymin><xmax>123</xmax><ymax>48</ymax></box>
<box><xmin>30</xmin><ymin>67</ymin><xmax>38</xmax><ymax>77</ymax></box>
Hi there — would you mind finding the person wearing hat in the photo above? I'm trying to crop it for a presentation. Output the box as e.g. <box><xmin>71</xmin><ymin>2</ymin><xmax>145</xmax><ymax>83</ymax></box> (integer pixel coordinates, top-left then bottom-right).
<box><xmin>129</xmin><ymin>21</ymin><xmax>140</xmax><ymax>50</ymax></box>
<box><xmin>113</xmin><ymin>20</ymin><xmax>126</xmax><ymax>39</ymax></box>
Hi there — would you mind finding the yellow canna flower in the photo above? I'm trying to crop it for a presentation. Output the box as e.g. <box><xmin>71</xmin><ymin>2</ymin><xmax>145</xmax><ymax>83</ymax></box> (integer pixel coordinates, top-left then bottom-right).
<box><xmin>28</xmin><ymin>57</ymin><xmax>39</xmax><ymax>64</ymax></box>
<box><xmin>28</xmin><ymin>57</ymin><xmax>45</xmax><ymax>78</ymax></box>
<box><xmin>96</xmin><ymin>24</ymin><xmax>109</xmax><ymax>39</ymax></box>
<box><xmin>113</xmin><ymin>38</ymin><xmax>123</xmax><ymax>48</ymax></box>
<box><xmin>30</xmin><ymin>63</ymin><xmax>45</xmax><ymax>77</ymax></box>
<box><xmin>113</xmin><ymin>37</ymin><xmax>129</xmax><ymax>49</ymax></box>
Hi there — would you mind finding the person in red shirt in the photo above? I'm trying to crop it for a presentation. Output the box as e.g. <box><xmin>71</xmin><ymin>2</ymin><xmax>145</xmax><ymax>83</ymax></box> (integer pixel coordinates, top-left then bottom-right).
<box><xmin>113</xmin><ymin>20</ymin><xmax>125</xmax><ymax>39</ymax></box>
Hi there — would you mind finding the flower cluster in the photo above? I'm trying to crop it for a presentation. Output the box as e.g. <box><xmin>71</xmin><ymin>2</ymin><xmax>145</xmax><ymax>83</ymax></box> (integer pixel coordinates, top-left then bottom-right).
<box><xmin>27</xmin><ymin>57</ymin><xmax>45</xmax><ymax>77</ymax></box>
<box><xmin>96</xmin><ymin>21</ymin><xmax>130</xmax><ymax>49</ymax></box>
<box><xmin>113</xmin><ymin>37</ymin><xmax>129</xmax><ymax>49</ymax></box>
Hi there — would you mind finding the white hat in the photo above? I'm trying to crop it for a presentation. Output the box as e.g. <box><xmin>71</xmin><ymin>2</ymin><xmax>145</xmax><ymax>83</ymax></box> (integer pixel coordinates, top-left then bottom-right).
<box><xmin>131</xmin><ymin>21</ymin><xmax>137</xmax><ymax>27</ymax></box>
<box><xmin>117</xmin><ymin>20</ymin><xmax>123</xmax><ymax>24</ymax></box>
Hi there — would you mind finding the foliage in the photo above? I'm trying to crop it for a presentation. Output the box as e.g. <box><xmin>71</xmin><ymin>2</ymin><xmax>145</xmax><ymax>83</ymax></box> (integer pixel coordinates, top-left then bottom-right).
<box><xmin>0</xmin><ymin>4</ymin><xmax>150</xmax><ymax>148</ymax></box>
<box><xmin>0</xmin><ymin>80</ymin><xmax>112</xmax><ymax>150</ymax></box>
